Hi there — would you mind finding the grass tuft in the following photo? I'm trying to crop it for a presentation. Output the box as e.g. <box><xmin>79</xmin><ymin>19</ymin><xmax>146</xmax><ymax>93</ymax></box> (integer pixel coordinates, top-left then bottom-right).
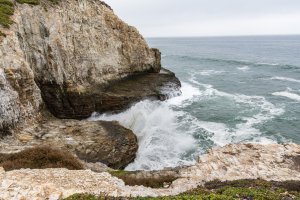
<box><xmin>0</xmin><ymin>146</ymin><xmax>84</xmax><ymax>171</ymax></box>
<box><xmin>0</xmin><ymin>0</ymin><xmax>60</xmax><ymax>30</ymax></box>
<box><xmin>64</xmin><ymin>179</ymin><xmax>300</xmax><ymax>200</ymax></box>
<box><xmin>0</xmin><ymin>0</ymin><xmax>14</xmax><ymax>28</ymax></box>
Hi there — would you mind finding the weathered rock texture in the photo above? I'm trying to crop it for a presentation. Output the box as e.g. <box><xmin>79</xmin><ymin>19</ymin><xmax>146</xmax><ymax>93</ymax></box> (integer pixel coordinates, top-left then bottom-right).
<box><xmin>98</xmin><ymin>68</ymin><xmax>181</xmax><ymax>113</ymax></box>
<box><xmin>0</xmin><ymin>39</ymin><xmax>42</xmax><ymax>136</ymax></box>
<box><xmin>0</xmin><ymin>143</ymin><xmax>299</xmax><ymax>199</ymax></box>
<box><xmin>42</xmin><ymin>68</ymin><xmax>180</xmax><ymax>118</ymax></box>
<box><xmin>0</xmin><ymin>0</ymin><xmax>177</xmax><ymax>135</ymax></box>
<box><xmin>0</xmin><ymin>118</ymin><xmax>138</xmax><ymax>169</ymax></box>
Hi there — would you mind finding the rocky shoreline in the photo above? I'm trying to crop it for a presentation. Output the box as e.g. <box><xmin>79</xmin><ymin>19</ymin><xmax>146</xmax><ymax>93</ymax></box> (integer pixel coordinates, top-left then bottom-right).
<box><xmin>0</xmin><ymin>0</ymin><xmax>180</xmax><ymax>169</ymax></box>
<box><xmin>0</xmin><ymin>68</ymin><xmax>180</xmax><ymax>169</ymax></box>
<box><xmin>1</xmin><ymin>0</ymin><xmax>300</xmax><ymax>199</ymax></box>
<box><xmin>1</xmin><ymin>143</ymin><xmax>300</xmax><ymax>199</ymax></box>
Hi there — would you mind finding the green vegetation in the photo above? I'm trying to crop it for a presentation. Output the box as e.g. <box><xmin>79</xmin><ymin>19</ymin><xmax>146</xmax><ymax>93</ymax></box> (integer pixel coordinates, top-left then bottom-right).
<box><xmin>16</xmin><ymin>0</ymin><xmax>39</xmax><ymax>5</ymax></box>
<box><xmin>65</xmin><ymin>194</ymin><xmax>108</xmax><ymax>200</ymax></box>
<box><xmin>48</xmin><ymin>0</ymin><xmax>59</xmax><ymax>4</ymax></box>
<box><xmin>109</xmin><ymin>170</ymin><xmax>177</xmax><ymax>188</ymax></box>
<box><xmin>0</xmin><ymin>146</ymin><xmax>84</xmax><ymax>171</ymax></box>
<box><xmin>0</xmin><ymin>30</ymin><xmax>5</xmax><ymax>37</ymax></box>
<box><xmin>0</xmin><ymin>0</ymin><xmax>14</xmax><ymax>28</ymax></box>
<box><xmin>64</xmin><ymin>179</ymin><xmax>300</xmax><ymax>200</ymax></box>
<box><xmin>0</xmin><ymin>0</ymin><xmax>59</xmax><ymax>32</ymax></box>
<box><xmin>16</xmin><ymin>0</ymin><xmax>59</xmax><ymax>5</ymax></box>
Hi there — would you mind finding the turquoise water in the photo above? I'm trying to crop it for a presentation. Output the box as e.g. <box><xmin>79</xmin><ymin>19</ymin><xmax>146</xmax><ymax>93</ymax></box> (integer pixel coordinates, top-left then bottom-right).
<box><xmin>92</xmin><ymin>36</ymin><xmax>300</xmax><ymax>170</ymax></box>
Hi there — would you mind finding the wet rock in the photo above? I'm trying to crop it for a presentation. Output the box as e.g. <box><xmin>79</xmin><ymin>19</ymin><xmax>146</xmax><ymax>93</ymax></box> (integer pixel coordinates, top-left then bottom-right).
<box><xmin>98</xmin><ymin>68</ymin><xmax>181</xmax><ymax>113</ymax></box>
<box><xmin>0</xmin><ymin>119</ymin><xmax>138</xmax><ymax>169</ymax></box>
<box><xmin>38</xmin><ymin>68</ymin><xmax>180</xmax><ymax>119</ymax></box>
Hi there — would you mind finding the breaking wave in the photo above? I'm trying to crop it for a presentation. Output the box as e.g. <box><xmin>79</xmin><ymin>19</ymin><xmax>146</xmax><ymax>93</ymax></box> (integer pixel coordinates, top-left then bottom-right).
<box><xmin>271</xmin><ymin>76</ymin><xmax>300</xmax><ymax>84</ymax></box>
<box><xmin>90</xmin><ymin>83</ymin><xmax>201</xmax><ymax>170</ymax></box>
<box><xmin>237</xmin><ymin>66</ymin><xmax>250</xmax><ymax>71</ymax></box>
<box><xmin>90</xmin><ymin>79</ymin><xmax>285</xmax><ymax>170</ymax></box>
<box><xmin>273</xmin><ymin>91</ymin><xmax>300</xmax><ymax>102</ymax></box>
<box><xmin>196</xmin><ymin>70</ymin><xmax>225</xmax><ymax>76</ymax></box>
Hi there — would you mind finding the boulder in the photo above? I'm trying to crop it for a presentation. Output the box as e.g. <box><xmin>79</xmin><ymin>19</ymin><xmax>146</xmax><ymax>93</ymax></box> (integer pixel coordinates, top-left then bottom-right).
<box><xmin>0</xmin><ymin>119</ymin><xmax>138</xmax><ymax>169</ymax></box>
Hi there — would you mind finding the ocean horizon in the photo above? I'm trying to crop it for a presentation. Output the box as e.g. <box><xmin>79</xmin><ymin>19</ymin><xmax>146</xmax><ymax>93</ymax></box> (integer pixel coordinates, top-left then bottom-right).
<box><xmin>146</xmin><ymin>34</ymin><xmax>300</xmax><ymax>39</ymax></box>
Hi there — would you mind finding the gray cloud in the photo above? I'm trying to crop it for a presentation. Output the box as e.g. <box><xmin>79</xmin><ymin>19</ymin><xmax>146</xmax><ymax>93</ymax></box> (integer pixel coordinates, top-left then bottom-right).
<box><xmin>104</xmin><ymin>0</ymin><xmax>300</xmax><ymax>37</ymax></box>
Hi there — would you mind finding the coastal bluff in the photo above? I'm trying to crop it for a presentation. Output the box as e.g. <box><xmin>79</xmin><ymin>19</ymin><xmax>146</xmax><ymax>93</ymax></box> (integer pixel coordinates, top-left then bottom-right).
<box><xmin>0</xmin><ymin>0</ymin><xmax>180</xmax><ymax>168</ymax></box>
<box><xmin>1</xmin><ymin>1</ymin><xmax>300</xmax><ymax>200</ymax></box>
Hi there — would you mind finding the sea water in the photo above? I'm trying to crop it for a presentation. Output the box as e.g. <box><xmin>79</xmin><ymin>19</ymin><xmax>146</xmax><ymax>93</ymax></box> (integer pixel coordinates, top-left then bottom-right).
<box><xmin>90</xmin><ymin>35</ymin><xmax>300</xmax><ymax>171</ymax></box>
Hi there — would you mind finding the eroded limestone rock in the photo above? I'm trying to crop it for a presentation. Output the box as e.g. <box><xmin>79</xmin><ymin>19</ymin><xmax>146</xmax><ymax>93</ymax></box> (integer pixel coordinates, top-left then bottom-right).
<box><xmin>0</xmin><ymin>143</ymin><xmax>299</xmax><ymax>199</ymax></box>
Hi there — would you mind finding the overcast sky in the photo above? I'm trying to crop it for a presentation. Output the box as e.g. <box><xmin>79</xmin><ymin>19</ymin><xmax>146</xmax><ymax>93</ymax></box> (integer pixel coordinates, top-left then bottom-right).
<box><xmin>104</xmin><ymin>0</ymin><xmax>300</xmax><ymax>37</ymax></box>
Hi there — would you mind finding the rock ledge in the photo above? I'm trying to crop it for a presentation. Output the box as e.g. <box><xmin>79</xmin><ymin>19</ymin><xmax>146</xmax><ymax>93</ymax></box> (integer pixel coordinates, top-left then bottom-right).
<box><xmin>0</xmin><ymin>143</ymin><xmax>299</xmax><ymax>199</ymax></box>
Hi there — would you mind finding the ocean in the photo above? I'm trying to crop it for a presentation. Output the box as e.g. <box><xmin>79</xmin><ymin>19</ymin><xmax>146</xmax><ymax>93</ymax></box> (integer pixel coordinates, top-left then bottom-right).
<box><xmin>90</xmin><ymin>35</ymin><xmax>300</xmax><ymax>171</ymax></box>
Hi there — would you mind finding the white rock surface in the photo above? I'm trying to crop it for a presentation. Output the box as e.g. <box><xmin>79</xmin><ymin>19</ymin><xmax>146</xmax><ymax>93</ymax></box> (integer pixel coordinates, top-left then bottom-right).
<box><xmin>0</xmin><ymin>143</ymin><xmax>299</xmax><ymax>200</ymax></box>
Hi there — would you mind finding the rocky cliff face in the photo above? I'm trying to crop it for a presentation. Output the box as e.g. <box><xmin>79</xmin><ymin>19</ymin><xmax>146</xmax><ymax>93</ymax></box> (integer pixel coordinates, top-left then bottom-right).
<box><xmin>0</xmin><ymin>33</ymin><xmax>42</xmax><ymax>135</ymax></box>
<box><xmin>0</xmin><ymin>0</ymin><xmax>166</xmax><ymax>134</ymax></box>
<box><xmin>0</xmin><ymin>0</ymin><xmax>181</xmax><ymax>169</ymax></box>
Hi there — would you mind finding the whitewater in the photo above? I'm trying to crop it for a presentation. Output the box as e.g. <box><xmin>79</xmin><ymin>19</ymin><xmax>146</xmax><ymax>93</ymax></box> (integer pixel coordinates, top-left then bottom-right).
<box><xmin>90</xmin><ymin>36</ymin><xmax>300</xmax><ymax>171</ymax></box>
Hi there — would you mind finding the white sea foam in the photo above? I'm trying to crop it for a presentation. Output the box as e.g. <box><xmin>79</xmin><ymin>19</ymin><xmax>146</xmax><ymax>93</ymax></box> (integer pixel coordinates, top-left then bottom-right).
<box><xmin>256</xmin><ymin>62</ymin><xmax>279</xmax><ymax>66</ymax></box>
<box><xmin>271</xmin><ymin>76</ymin><xmax>300</xmax><ymax>83</ymax></box>
<box><xmin>198</xmin><ymin>92</ymin><xmax>283</xmax><ymax>146</ymax></box>
<box><xmin>167</xmin><ymin>82</ymin><xmax>201</xmax><ymax>106</ymax></box>
<box><xmin>89</xmin><ymin>77</ymin><xmax>284</xmax><ymax>170</ymax></box>
<box><xmin>273</xmin><ymin>91</ymin><xmax>300</xmax><ymax>102</ymax></box>
<box><xmin>89</xmin><ymin>82</ymin><xmax>201</xmax><ymax>170</ymax></box>
<box><xmin>187</xmin><ymin>78</ymin><xmax>284</xmax><ymax>146</ymax></box>
<box><xmin>197</xmin><ymin>70</ymin><xmax>225</xmax><ymax>76</ymax></box>
<box><xmin>237</xmin><ymin>66</ymin><xmax>250</xmax><ymax>71</ymax></box>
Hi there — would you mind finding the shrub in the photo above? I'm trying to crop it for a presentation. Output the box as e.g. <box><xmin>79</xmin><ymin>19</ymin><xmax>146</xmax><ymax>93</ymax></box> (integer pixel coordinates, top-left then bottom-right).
<box><xmin>64</xmin><ymin>194</ymin><xmax>106</xmax><ymax>200</ymax></box>
<box><xmin>109</xmin><ymin>170</ymin><xmax>178</xmax><ymax>188</ymax></box>
<box><xmin>0</xmin><ymin>146</ymin><xmax>84</xmax><ymax>171</ymax></box>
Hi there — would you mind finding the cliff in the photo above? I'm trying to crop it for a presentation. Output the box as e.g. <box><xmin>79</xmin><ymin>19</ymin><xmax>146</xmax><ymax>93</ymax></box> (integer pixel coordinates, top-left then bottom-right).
<box><xmin>0</xmin><ymin>0</ymin><xmax>180</xmax><ymax>168</ymax></box>
<box><xmin>2</xmin><ymin>1</ymin><xmax>299</xmax><ymax>200</ymax></box>
<box><xmin>0</xmin><ymin>0</ymin><xmax>171</xmax><ymax>131</ymax></box>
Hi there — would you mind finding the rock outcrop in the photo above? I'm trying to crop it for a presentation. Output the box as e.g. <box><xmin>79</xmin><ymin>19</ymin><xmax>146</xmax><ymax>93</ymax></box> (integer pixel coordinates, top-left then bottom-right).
<box><xmin>96</xmin><ymin>68</ymin><xmax>181</xmax><ymax>113</ymax></box>
<box><xmin>0</xmin><ymin>0</ymin><xmax>180</xmax><ymax>134</ymax></box>
<box><xmin>0</xmin><ymin>0</ymin><xmax>181</xmax><ymax>169</ymax></box>
<box><xmin>0</xmin><ymin>118</ymin><xmax>138</xmax><ymax>169</ymax></box>
<box><xmin>0</xmin><ymin>143</ymin><xmax>299</xmax><ymax>199</ymax></box>
<box><xmin>43</xmin><ymin>68</ymin><xmax>180</xmax><ymax>118</ymax></box>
